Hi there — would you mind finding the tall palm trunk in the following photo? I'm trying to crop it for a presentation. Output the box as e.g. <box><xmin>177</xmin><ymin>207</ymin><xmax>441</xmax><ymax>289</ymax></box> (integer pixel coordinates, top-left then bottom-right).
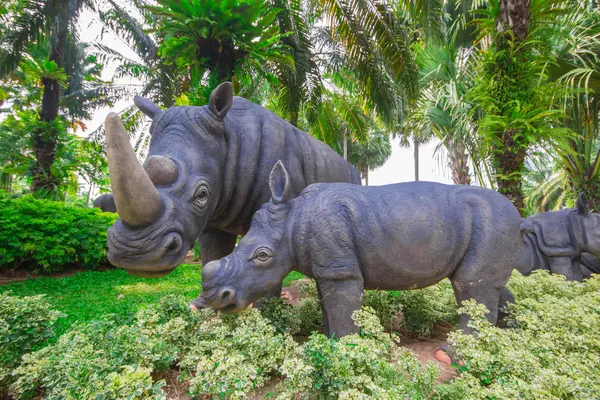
<box><xmin>494</xmin><ymin>0</ymin><xmax>530</xmax><ymax>214</ymax></box>
<box><xmin>414</xmin><ymin>138</ymin><xmax>419</xmax><ymax>181</ymax></box>
<box><xmin>446</xmin><ymin>138</ymin><xmax>471</xmax><ymax>185</ymax></box>
<box><xmin>343</xmin><ymin>126</ymin><xmax>348</xmax><ymax>160</ymax></box>
<box><xmin>365</xmin><ymin>163</ymin><xmax>369</xmax><ymax>186</ymax></box>
<box><xmin>31</xmin><ymin>6</ymin><xmax>72</xmax><ymax>194</ymax></box>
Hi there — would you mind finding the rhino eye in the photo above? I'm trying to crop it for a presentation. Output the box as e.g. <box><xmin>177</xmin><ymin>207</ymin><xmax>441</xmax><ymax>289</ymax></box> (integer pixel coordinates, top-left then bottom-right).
<box><xmin>253</xmin><ymin>247</ymin><xmax>272</xmax><ymax>263</ymax></box>
<box><xmin>193</xmin><ymin>184</ymin><xmax>210</xmax><ymax>208</ymax></box>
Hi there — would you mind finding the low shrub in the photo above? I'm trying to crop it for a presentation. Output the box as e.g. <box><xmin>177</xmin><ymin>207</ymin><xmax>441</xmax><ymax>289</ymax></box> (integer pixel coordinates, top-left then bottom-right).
<box><xmin>0</xmin><ymin>292</ymin><xmax>63</xmax><ymax>393</ymax></box>
<box><xmin>0</xmin><ymin>194</ymin><xmax>117</xmax><ymax>272</ymax></box>
<box><xmin>259</xmin><ymin>296</ymin><xmax>322</xmax><ymax>336</ymax></box>
<box><xmin>391</xmin><ymin>280</ymin><xmax>458</xmax><ymax>337</ymax></box>
<box><xmin>181</xmin><ymin>308</ymin><xmax>296</xmax><ymax>399</ymax></box>
<box><xmin>439</xmin><ymin>273</ymin><xmax>600</xmax><ymax>399</ymax></box>
<box><xmin>278</xmin><ymin>307</ymin><xmax>440</xmax><ymax>399</ymax></box>
<box><xmin>8</xmin><ymin>295</ymin><xmax>193</xmax><ymax>399</ymax></box>
<box><xmin>9</xmin><ymin>295</ymin><xmax>296</xmax><ymax>399</ymax></box>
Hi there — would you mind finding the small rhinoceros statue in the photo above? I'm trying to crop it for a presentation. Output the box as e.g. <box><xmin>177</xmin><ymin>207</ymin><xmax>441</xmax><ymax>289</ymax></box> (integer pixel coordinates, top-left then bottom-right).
<box><xmin>518</xmin><ymin>193</ymin><xmax>600</xmax><ymax>281</ymax></box>
<box><xmin>192</xmin><ymin>161</ymin><xmax>521</xmax><ymax>337</ymax></box>
<box><xmin>93</xmin><ymin>193</ymin><xmax>117</xmax><ymax>213</ymax></box>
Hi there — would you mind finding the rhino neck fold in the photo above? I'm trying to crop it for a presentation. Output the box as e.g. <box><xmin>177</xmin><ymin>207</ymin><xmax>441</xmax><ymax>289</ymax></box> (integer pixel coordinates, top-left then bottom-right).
<box><xmin>569</xmin><ymin>212</ymin><xmax>588</xmax><ymax>254</ymax></box>
<box><xmin>208</xmin><ymin>101</ymin><xmax>262</xmax><ymax>233</ymax></box>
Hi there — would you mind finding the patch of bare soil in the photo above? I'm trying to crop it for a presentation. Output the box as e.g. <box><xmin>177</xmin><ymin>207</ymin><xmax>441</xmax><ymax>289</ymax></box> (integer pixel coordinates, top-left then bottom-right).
<box><xmin>156</xmin><ymin>369</ymin><xmax>190</xmax><ymax>400</ymax></box>
<box><xmin>400</xmin><ymin>324</ymin><xmax>457</xmax><ymax>381</ymax></box>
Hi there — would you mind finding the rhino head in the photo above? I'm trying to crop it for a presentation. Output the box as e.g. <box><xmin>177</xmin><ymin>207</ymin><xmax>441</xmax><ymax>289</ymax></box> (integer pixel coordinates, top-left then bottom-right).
<box><xmin>105</xmin><ymin>83</ymin><xmax>233</xmax><ymax>277</ymax></box>
<box><xmin>192</xmin><ymin>161</ymin><xmax>294</xmax><ymax>312</ymax></box>
<box><xmin>572</xmin><ymin>193</ymin><xmax>600</xmax><ymax>258</ymax></box>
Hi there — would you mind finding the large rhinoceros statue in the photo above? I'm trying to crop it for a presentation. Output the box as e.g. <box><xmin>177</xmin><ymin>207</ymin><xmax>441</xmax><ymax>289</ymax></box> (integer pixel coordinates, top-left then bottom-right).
<box><xmin>518</xmin><ymin>194</ymin><xmax>600</xmax><ymax>280</ymax></box>
<box><xmin>93</xmin><ymin>193</ymin><xmax>117</xmax><ymax>213</ymax></box>
<box><xmin>104</xmin><ymin>83</ymin><xmax>361</xmax><ymax>287</ymax></box>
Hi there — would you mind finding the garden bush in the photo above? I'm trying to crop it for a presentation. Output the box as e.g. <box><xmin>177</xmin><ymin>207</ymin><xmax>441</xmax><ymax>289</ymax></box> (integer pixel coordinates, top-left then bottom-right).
<box><xmin>439</xmin><ymin>272</ymin><xmax>600</xmax><ymax>400</ymax></box>
<box><xmin>0</xmin><ymin>194</ymin><xmax>117</xmax><ymax>272</ymax></box>
<box><xmin>8</xmin><ymin>295</ymin><xmax>192</xmax><ymax>399</ymax></box>
<box><xmin>8</xmin><ymin>294</ymin><xmax>297</xmax><ymax>399</ymax></box>
<box><xmin>0</xmin><ymin>292</ymin><xmax>63</xmax><ymax>393</ymax></box>
<box><xmin>278</xmin><ymin>307</ymin><xmax>440</xmax><ymax>399</ymax></box>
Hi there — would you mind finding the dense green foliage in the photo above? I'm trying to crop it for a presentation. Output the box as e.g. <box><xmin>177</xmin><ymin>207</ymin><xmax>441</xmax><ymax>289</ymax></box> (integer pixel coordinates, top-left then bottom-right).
<box><xmin>441</xmin><ymin>272</ymin><xmax>600</xmax><ymax>399</ymax></box>
<box><xmin>0</xmin><ymin>195</ymin><xmax>116</xmax><ymax>272</ymax></box>
<box><xmin>2</xmin><ymin>269</ymin><xmax>600</xmax><ymax>398</ymax></box>
<box><xmin>279</xmin><ymin>308</ymin><xmax>440</xmax><ymax>399</ymax></box>
<box><xmin>0</xmin><ymin>292</ymin><xmax>63</xmax><ymax>392</ymax></box>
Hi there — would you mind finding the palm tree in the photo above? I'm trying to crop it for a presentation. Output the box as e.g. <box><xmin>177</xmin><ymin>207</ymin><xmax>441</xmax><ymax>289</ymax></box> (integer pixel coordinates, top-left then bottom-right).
<box><xmin>0</xmin><ymin>0</ymin><xmax>125</xmax><ymax>196</ymax></box>
<box><xmin>348</xmin><ymin>128</ymin><xmax>392</xmax><ymax>185</ymax></box>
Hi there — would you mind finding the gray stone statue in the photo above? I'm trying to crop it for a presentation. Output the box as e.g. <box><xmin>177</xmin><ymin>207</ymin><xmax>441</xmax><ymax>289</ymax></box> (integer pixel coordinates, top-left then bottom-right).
<box><xmin>104</xmin><ymin>83</ymin><xmax>360</xmax><ymax>285</ymax></box>
<box><xmin>192</xmin><ymin>161</ymin><xmax>521</xmax><ymax>337</ymax></box>
<box><xmin>93</xmin><ymin>193</ymin><xmax>117</xmax><ymax>213</ymax></box>
<box><xmin>517</xmin><ymin>194</ymin><xmax>600</xmax><ymax>281</ymax></box>
<box><xmin>580</xmin><ymin>252</ymin><xmax>600</xmax><ymax>278</ymax></box>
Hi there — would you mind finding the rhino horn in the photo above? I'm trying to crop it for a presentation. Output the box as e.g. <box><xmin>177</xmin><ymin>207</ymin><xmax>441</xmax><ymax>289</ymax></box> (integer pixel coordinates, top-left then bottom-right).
<box><xmin>106</xmin><ymin>113</ymin><xmax>164</xmax><ymax>227</ymax></box>
<box><xmin>134</xmin><ymin>95</ymin><xmax>162</xmax><ymax>119</ymax></box>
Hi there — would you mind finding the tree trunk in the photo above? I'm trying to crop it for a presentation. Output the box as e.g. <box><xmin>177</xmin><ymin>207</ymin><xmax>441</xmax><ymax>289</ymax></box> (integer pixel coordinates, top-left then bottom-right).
<box><xmin>414</xmin><ymin>138</ymin><xmax>419</xmax><ymax>181</ymax></box>
<box><xmin>494</xmin><ymin>0</ymin><xmax>530</xmax><ymax>214</ymax></box>
<box><xmin>447</xmin><ymin>139</ymin><xmax>471</xmax><ymax>185</ymax></box>
<box><xmin>494</xmin><ymin>129</ymin><xmax>527</xmax><ymax>214</ymax></box>
<box><xmin>87</xmin><ymin>183</ymin><xmax>94</xmax><ymax>206</ymax></box>
<box><xmin>343</xmin><ymin>126</ymin><xmax>348</xmax><ymax>160</ymax></box>
<box><xmin>31</xmin><ymin>9</ymin><xmax>71</xmax><ymax>194</ymax></box>
<box><xmin>365</xmin><ymin>163</ymin><xmax>369</xmax><ymax>186</ymax></box>
<box><xmin>498</xmin><ymin>0</ymin><xmax>530</xmax><ymax>40</ymax></box>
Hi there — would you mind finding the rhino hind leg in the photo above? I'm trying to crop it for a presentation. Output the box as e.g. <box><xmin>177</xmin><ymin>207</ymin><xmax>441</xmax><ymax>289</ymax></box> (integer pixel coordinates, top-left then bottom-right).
<box><xmin>450</xmin><ymin>253</ymin><xmax>512</xmax><ymax>333</ymax></box>
<box><xmin>497</xmin><ymin>287</ymin><xmax>514</xmax><ymax>328</ymax></box>
<box><xmin>549</xmin><ymin>256</ymin><xmax>583</xmax><ymax>281</ymax></box>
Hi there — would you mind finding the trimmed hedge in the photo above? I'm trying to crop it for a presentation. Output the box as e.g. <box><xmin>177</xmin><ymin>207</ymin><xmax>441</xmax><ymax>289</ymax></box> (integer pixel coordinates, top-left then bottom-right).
<box><xmin>0</xmin><ymin>194</ymin><xmax>117</xmax><ymax>272</ymax></box>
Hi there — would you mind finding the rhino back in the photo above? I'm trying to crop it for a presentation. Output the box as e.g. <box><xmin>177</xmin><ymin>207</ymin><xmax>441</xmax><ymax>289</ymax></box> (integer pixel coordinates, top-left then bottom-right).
<box><xmin>292</xmin><ymin>181</ymin><xmax>520</xmax><ymax>290</ymax></box>
<box><xmin>211</xmin><ymin>97</ymin><xmax>359</xmax><ymax>233</ymax></box>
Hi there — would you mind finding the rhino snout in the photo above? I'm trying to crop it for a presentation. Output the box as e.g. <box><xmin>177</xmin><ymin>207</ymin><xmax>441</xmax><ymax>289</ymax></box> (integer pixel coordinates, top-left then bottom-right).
<box><xmin>193</xmin><ymin>287</ymin><xmax>238</xmax><ymax>312</ymax></box>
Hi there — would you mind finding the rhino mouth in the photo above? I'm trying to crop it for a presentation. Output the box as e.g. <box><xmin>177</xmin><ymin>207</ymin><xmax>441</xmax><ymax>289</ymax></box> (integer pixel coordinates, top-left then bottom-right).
<box><xmin>191</xmin><ymin>288</ymin><xmax>247</xmax><ymax>313</ymax></box>
<box><xmin>107</xmin><ymin>226</ymin><xmax>189</xmax><ymax>275</ymax></box>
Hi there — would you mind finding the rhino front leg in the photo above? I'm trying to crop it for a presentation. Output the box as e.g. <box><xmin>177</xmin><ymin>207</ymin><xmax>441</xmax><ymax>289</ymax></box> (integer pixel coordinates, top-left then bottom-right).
<box><xmin>316</xmin><ymin>276</ymin><xmax>364</xmax><ymax>338</ymax></box>
<box><xmin>198</xmin><ymin>226</ymin><xmax>238</xmax><ymax>266</ymax></box>
<box><xmin>548</xmin><ymin>256</ymin><xmax>583</xmax><ymax>281</ymax></box>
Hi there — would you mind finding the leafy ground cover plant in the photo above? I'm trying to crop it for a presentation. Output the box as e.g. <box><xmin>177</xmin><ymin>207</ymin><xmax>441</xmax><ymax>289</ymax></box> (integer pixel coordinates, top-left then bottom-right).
<box><xmin>439</xmin><ymin>272</ymin><xmax>600</xmax><ymax>400</ymax></box>
<box><xmin>0</xmin><ymin>292</ymin><xmax>63</xmax><ymax>393</ymax></box>
<box><xmin>7</xmin><ymin>294</ymin><xmax>297</xmax><ymax>399</ymax></box>
<box><xmin>278</xmin><ymin>308</ymin><xmax>440</xmax><ymax>399</ymax></box>
<box><xmin>0</xmin><ymin>194</ymin><xmax>117</xmax><ymax>272</ymax></box>
<box><xmin>8</xmin><ymin>295</ymin><xmax>194</xmax><ymax>399</ymax></box>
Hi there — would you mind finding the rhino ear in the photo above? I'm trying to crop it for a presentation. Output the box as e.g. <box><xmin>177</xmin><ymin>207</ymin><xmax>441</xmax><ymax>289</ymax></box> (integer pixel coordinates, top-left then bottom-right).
<box><xmin>134</xmin><ymin>96</ymin><xmax>162</xmax><ymax>119</ymax></box>
<box><xmin>269</xmin><ymin>161</ymin><xmax>290</xmax><ymax>205</ymax></box>
<box><xmin>209</xmin><ymin>82</ymin><xmax>233</xmax><ymax>119</ymax></box>
<box><xmin>577</xmin><ymin>192</ymin><xmax>589</xmax><ymax>215</ymax></box>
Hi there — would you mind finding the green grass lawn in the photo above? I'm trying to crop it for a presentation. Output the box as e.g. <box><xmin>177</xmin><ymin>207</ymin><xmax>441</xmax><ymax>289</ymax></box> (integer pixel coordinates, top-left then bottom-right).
<box><xmin>1</xmin><ymin>265</ymin><xmax>306</xmax><ymax>337</ymax></box>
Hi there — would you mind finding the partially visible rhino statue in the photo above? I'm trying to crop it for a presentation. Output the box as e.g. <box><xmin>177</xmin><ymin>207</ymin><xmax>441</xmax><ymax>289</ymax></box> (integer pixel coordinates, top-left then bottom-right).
<box><xmin>518</xmin><ymin>194</ymin><xmax>600</xmax><ymax>281</ymax></box>
<box><xmin>93</xmin><ymin>193</ymin><xmax>117</xmax><ymax>213</ymax></box>
<box><xmin>580</xmin><ymin>252</ymin><xmax>600</xmax><ymax>278</ymax></box>
<box><xmin>193</xmin><ymin>162</ymin><xmax>521</xmax><ymax>337</ymax></box>
<box><xmin>105</xmin><ymin>83</ymin><xmax>360</xmax><ymax>285</ymax></box>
